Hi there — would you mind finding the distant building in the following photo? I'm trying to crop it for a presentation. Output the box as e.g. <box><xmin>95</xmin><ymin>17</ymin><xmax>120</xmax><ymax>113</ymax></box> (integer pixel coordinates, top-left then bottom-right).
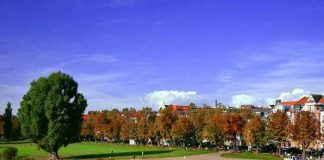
<box><xmin>122</xmin><ymin>112</ymin><xmax>139</xmax><ymax>123</ymax></box>
<box><xmin>164</xmin><ymin>104</ymin><xmax>190</xmax><ymax>117</ymax></box>
<box><xmin>82</xmin><ymin>114</ymin><xmax>89</xmax><ymax>121</ymax></box>
<box><xmin>241</xmin><ymin>105</ymin><xmax>271</xmax><ymax>119</ymax></box>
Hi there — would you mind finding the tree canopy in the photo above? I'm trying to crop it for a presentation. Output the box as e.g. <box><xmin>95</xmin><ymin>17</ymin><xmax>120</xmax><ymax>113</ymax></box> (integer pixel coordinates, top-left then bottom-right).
<box><xmin>288</xmin><ymin>111</ymin><xmax>319</xmax><ymax>158</ymax></box>
<box><xmin>267</xmin><ymin>111</ymin><xmax>288</xmax><ymax>155</ymax></box>
<box><xmin>243</xmin><ymin>115</ymin><xmax>265</xmax><ymax>152</ymax></box>
<box><xmin>171</xmin><ymin>117</ymin><xmax>195</xmax><ymax>147</ymax></box>
<box><xmin>4</xmin><ymin>102</ymin><xmax>12</xmax><ymax>142</ymax></box>
<box><xmin>18</xmin><ymin>72</ymin><xmax>87</xmax><ymax>160</ymax></box>
<box><xmin>222</xmin><ymin>112</ymin><xmax>244</xmax><ymax>151</ymax></box>
<box><xmin>156</xmin><ymin>107</ymin><xmax>178</xmax><ymax>142</ymax></box>
<box><xmin>202</xmin><ymin>109</ymin><xmax>224</xmax><ymax>148</ymax></box>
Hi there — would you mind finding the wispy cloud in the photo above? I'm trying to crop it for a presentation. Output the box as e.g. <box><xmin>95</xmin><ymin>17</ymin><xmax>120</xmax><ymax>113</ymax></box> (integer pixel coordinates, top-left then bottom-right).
<box><xmin>0</xmin><ymin>84</ymin><xmax>29</xmax><ymax>114</ymax></box>
<box><xmin>74</xmin><ymin>72</ymin><xmax>125</xmax><ymax>83</ymax></box>
<box><xmin>214</xmin><ymin>71</ymin><xmax>234</xmax><ymax>83</ymax></box>
<box><xmin>59</xmin><ymin>54</ymin><xmax>118</xmax><ymax>67</ymax></box>
<box><xmin>267</xmin><ymin>57</ymin><xmax>323</xmax><ymax>77</ymax></box>
<box><xmin>215</xmin><ymin>41</ymin><xmax>324</xmax><ymax>106</ymax></box>
<box><xmin>0</xmin><ymin>53</ymin><xmax>123</xmax><ymax>113</ymax></box>
<box><xmin>2</xmin><ymin>40</ymin><xmax>324</xmax><ymax>113</ymax></box>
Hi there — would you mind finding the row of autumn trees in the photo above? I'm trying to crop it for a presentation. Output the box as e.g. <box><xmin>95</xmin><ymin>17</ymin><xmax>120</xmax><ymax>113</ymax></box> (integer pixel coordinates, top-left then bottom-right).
<box><xmin>81</xmin><ymin>105</ymin><xmax>268</xmax><ymax>150</ymax></box>
<box><xmin>80</xmin><ymin>105</ymin><xmax>321</xmax><ymax>157</ymax></box>
<box><xmin>80</xmin><ymin>105</ymin><xmax>241</xmax><ymax>147</ymax></box>
<box><xmin>0</xmin><ymin>102</ymin><xmax>21</xmax><ymax>142</ymax></box>
<box><xmin>3</xmin><ymin>71</ymin><xmax>319</xmax><ymax>160</ymax></box>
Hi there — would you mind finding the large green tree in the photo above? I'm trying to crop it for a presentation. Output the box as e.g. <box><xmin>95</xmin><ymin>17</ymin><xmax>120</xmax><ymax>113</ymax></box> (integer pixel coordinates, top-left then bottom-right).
<box><xmin>18</xmin><ymin>72</ymin><xmax>87</xmax><ymax>160</ymax></box>
<box><xmin>4</xmin><ymin>102</ymin><xmax>12</xmax><ymax>142</ymax></box>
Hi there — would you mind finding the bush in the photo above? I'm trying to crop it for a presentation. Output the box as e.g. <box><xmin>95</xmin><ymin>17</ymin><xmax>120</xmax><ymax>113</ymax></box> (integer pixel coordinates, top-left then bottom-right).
<box><xmin>261</xmin><ymin>144</ymin><xmax>277</xmax><ymax>153</ymax></box>
<box><xmin>1</xmin><ymin>147</ymin><xmax>18</xmax><ymax>160</ymax></box>
<box><xmin>237</xmin><ymin>146</ymin><xmax>248</xmax><ymax>151</ymax></box>
<box><xmin>283</xmin><ymin>147</ymin><xmax>301</xmax><ymax>155</ymax></box>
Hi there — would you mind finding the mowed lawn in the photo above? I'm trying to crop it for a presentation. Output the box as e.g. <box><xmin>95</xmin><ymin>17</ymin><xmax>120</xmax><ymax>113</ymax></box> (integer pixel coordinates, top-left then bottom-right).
<box><xmin>221</xmin><ymin>152</ymin><xmax>283</xmax><ymax>160</ymax></box>
<box><xmin>0</xmin><ymin>141</ymin><xmax>213</xmax><ymax>160</ymax></box>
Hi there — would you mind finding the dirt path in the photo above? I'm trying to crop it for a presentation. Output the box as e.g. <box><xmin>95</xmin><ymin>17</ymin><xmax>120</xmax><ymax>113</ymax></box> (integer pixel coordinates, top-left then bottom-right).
<box><xmin>143</xmin><ymin>152</ymin><xmax>244</xmax><ymax>160</ymax></box>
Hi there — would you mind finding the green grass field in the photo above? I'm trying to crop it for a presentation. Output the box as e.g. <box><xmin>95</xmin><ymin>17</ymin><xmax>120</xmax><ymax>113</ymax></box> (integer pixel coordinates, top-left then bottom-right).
<box><xmin>221</xmin><ymin>152</ymin><xmax>283</xmax><ymax>160</ymax></box>
<box><xmin>0</xmin><ymin>141</ymin><xmax>213</xmax><ymax>160</ymax></box>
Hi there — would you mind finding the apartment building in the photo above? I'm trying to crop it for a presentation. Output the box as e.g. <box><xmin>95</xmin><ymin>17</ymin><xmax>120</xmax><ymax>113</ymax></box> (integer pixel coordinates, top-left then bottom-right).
<box><xmin>271</xmin><ymin>94</ymin><xmax>324</xmax><ymax>148</ymax></box>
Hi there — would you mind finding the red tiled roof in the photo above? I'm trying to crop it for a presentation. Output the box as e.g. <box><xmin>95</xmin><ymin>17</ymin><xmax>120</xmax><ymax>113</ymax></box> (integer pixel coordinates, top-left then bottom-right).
<box><xmin>129</xmin><ymin>112</ymin><xmax>139</xmax><ymax>119</ymax></box>
<box><xmin>279</xmin><ymin>96</ymin><xmax>310</xmax><ymax>106</ymax></box>
<box><xmin>165</xmin><ymin>104</ymin><xmax>190</xmax><ymax>113</ymax></box>
<box><xmin>82</xmin><ymin>115</ymin><xmax>89</xmax><ymax>121</ymax></box>
<box><xmin>296</xmin><ymin>96</ymin><xmax>309</xmax><ymax>105</ymax></box>
<box><xmin>280</xmin><ymin>101</ymin><xmax>298</xmax><ymax>106</ymax></box>
<box><xmin>319</xmin><ymin>97</ymin><xmax>324</xmax><ymax>104</ymax></box>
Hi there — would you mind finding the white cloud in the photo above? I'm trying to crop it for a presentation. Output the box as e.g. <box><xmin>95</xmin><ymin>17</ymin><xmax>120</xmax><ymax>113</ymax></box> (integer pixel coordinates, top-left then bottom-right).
<box><xmin>143</xmin><ymin>90</ymin><xmax>206</xmax><ymax>109</ymax></box>
<box><xmin>277</xmin><ymin>88</ymin><xmax>310</xmax><ymax>101</ymax></box>
<box><xmin>265</xmin><ymin>98</ymin><xmax>276</xmax><ymax>105</ymax></box>
<box><xmin>231</xmin><ymin>88</ymin><xmax>313</xmax><ymax>107</ymax></box>
<box><xmin>232</xmin><ymin>94</ymin><xmax>256</xmax><ymax>107</ymax></box>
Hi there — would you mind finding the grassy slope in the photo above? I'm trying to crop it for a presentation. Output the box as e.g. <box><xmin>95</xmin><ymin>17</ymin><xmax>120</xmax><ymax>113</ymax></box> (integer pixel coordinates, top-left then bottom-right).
<box><xmin>221</xmin><ymin>152</ymin><xmax>283</xmax><ymax>160</ymax></box>
<box><xmin>0</xmin><ymin>141</ymin><xmax>212</xmax><ymax>159</ymax></box>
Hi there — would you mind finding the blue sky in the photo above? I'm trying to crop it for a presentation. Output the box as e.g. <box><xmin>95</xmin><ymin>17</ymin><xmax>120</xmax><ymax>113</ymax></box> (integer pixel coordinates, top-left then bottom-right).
<box><xmin>1</xmin><ymin>0</ymin><xmax>324</xmax><ymax>113</ymax></box>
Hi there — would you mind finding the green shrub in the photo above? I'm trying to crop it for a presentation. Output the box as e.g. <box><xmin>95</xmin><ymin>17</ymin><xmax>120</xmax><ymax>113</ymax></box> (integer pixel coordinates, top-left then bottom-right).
<box><xmin>1</xmin><ymin>147</ymin><xmax>18</xmax><ymax>160</ymax></box>
<box><xmin>12</xmin><ymin>157</ymin><xmax>34</xmax><ymax>160</ymax></box>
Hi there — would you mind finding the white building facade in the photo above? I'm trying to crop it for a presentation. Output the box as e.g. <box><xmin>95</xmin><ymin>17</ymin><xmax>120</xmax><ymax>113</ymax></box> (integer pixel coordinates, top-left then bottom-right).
<box><xmin>271</xmin><ymin>94</ymin><xmax>324</xmax><ymax>148</ymax></box>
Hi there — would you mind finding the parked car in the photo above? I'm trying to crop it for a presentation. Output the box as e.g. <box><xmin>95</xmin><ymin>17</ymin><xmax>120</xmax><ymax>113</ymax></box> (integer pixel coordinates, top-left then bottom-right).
<box><xmin>284</xmin><ymin>156</ymin><xmax>302</xmax><ymax>160</ymax></box>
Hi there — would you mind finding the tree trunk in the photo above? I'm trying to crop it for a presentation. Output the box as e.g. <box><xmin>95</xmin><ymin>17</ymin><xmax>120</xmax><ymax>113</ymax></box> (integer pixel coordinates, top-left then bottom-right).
<box><xmin>50</xmin><ymin>151</ymin><xmax>59</xmax><ymax>160</ymax></box>
<box><xmin>233</xmin><ymin>136</ymin><xmax>237</xmax><ymax>152</ymax></box>
<box><xmin>256</xmin><ymin>145</ymin><xmax>259</xmax><ymax>154</ymax></box>
<box><xmin>302</xmin><ymin>142</ymin><xmax>306</xmax><ymax>159</ymax></box>
<box><xmin>278</xmin><ymin>143</ymin><xmax>281</xmax><ymax>155</ymax></box>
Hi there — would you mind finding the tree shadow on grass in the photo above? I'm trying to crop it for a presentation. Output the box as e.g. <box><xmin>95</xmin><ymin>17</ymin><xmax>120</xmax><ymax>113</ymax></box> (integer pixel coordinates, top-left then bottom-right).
<box><xmin>0</xmin><ymin>141</ymin><xmax>31</xmax><ymax>144</ymax></box>
<box><xmin>65</xmin><ymin>150</ymin><xmax>174</xmax><ymax>159</ymax></box>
